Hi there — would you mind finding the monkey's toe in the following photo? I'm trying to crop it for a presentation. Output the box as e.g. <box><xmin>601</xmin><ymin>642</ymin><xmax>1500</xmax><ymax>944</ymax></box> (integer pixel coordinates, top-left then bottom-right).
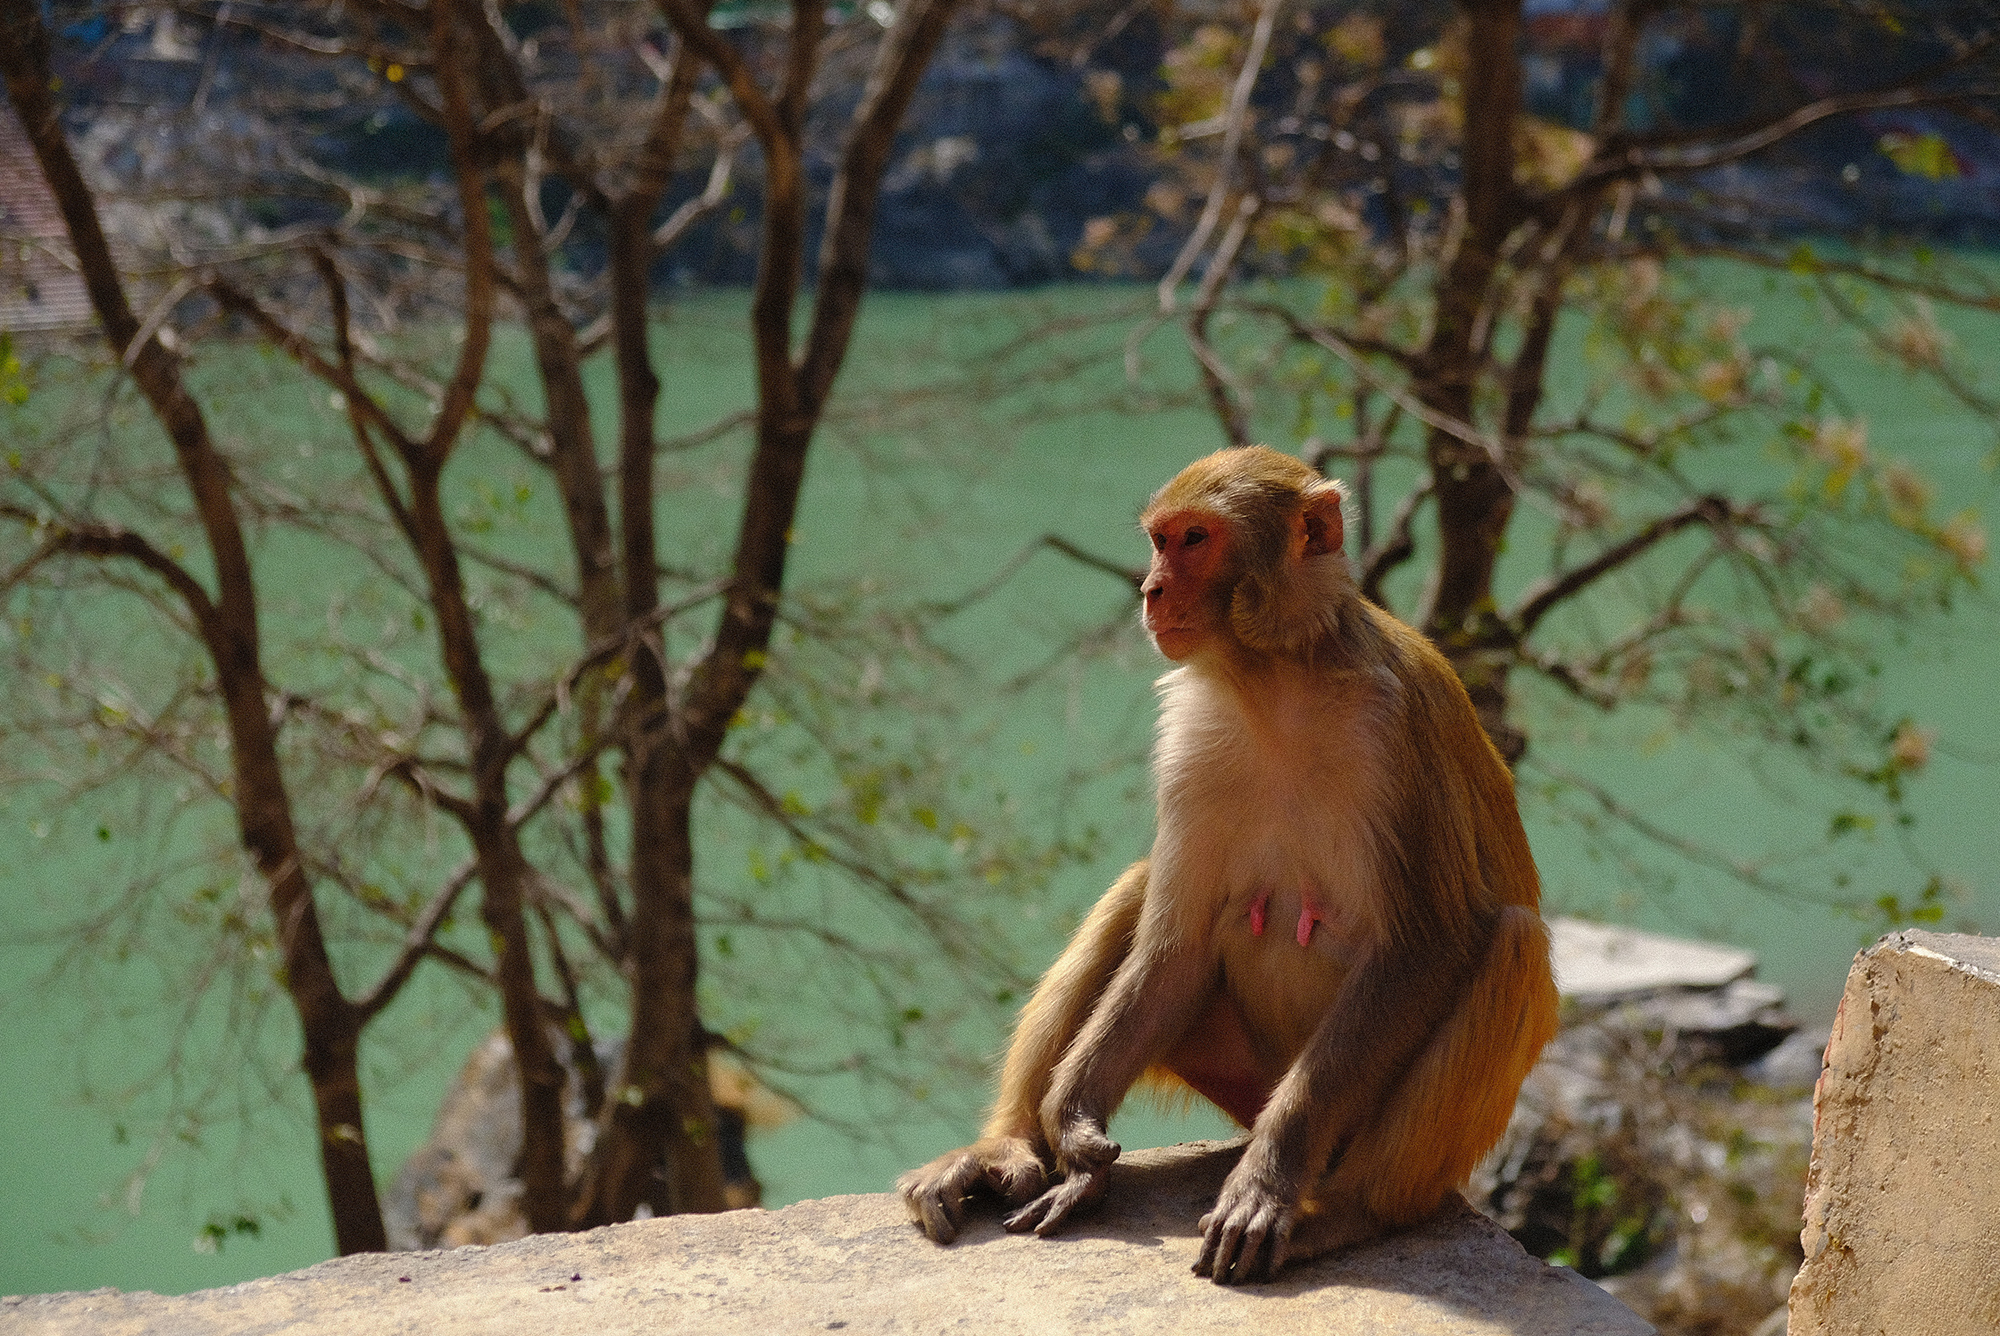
<box><xmin>1196</xmin><ymin>1201</ymin><xmax>1292</xmax><ymax>1284</ymax></box>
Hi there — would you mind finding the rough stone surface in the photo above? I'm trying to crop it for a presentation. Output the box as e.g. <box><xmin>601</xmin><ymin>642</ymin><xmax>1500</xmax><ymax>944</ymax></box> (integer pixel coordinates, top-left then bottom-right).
<box><xmin>4</xmin><ymin>1142</ymin><xmax>1651</xmax><ymax>1335</ymax></box>
<box><xmin>1790</xmin><ymin>931</ymin><xmax>2000</xmax><ymax>1335</ymax></box>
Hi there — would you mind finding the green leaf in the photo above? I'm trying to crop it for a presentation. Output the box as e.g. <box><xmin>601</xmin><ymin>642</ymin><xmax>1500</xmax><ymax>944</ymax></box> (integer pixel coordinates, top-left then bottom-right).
<box><xmin>1878</xmin><ymin>132</ymin><xmax>1960</xmax><ymax>180</ymax></box>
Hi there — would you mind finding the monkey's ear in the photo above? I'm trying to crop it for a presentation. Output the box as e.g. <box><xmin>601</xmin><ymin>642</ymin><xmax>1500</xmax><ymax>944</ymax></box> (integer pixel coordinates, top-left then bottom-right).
<box><xmin>1299</xmin><ymin>483</ymin><xmax>1346</xmax><ymax>559</ymax></box>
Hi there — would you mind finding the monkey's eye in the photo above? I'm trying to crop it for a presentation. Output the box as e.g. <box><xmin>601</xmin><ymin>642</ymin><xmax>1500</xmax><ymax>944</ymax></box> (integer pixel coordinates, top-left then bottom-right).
<box><xmin>1152</xmin><ymin>532</ymin><xmax>1168</xmax><ymax>552</ymax></box>
<box><xmin>1184</xmin><ymin>527</ymin><xmax>1208</xmax><ymax>548</ymax></box>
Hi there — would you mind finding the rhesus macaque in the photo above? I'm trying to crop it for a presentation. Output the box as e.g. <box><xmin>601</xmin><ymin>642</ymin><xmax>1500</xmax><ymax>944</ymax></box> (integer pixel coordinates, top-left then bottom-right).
<box><xmin>898</xmin><ymin>445</ymin><xmax>1559</xmax><ymax>1283</ymax></box>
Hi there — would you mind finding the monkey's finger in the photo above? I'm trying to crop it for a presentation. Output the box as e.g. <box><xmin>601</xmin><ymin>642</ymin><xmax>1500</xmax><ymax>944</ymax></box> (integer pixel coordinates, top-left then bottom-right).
<box><xmin>901</xmin><ymin>1158</ymin><xmax>980</xmax><ymax>1243</ymax></box>
<box><xmin>1028</xmin><ymin>1170</ymin><xmax>1104</xmax><ymax>1238</ymax></box>
<box><xmin>1237</xmin><ymin>1206</ymin><xmax>1294</xmax><ymax>1284</ymax></box>
<box><xmin>1193</xmin><ymin>1209</ymin><xmax>1233</xmax><ymax>1276</ymax></box>
<box><xmin>915</xmin><ymin>1190</ymin><xmax>962</xmax><ymax>1245</ymax></box>
<box><xmin>1230</xmin><ymin>1213</ymin><xmax>1275</xmax><ymax>1285</ymax></box>
<box><xmin>986</xmin><ymin>1156</ymin><xmax>1046</xmax><ymax>1207</ymax></box>
<box><xmin>1193</xmin><ymin>1217</ymin><xmax>1221</xmax><ymax>1277</ymax></box>
<box><xmin>1002</xmin><ymin>1187</ymin><xmax>1059</xmax><ymax>1235</ymax></box>
<box><xmin>1031</xmin><ymin>1179</ymin><xmax>1088</xmax><ymax>1237</ymax></box>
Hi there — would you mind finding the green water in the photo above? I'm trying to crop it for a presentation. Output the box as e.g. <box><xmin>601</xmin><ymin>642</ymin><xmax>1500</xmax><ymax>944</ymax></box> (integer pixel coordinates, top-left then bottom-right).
<box><xmin>3</xmin><ymin>278</ymin><xmax>1995</xmax><ymax>1298</ymax></box>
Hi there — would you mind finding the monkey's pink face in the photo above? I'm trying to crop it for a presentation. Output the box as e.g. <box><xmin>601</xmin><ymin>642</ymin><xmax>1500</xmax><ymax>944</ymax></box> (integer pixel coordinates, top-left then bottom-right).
<box><xmin>1141</xmin><ymin>508</ymin><xmax>1231</xmax><ymax>661</ymax></box>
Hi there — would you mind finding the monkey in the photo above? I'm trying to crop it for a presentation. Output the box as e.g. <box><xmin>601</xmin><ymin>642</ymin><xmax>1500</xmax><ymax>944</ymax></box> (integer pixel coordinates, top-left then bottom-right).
<box><xmin>897</xmin><ymin>445</ymin><xmax>1559</xmax><ymax>1284</ymax></box>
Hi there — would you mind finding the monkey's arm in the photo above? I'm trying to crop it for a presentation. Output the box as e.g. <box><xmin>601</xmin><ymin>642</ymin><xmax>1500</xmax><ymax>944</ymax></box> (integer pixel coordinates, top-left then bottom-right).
<box><xmin>1004</xmin><ymin>881</ymin><xmax>1221</xmax><ymax>1237</ymax></box>
<box><xmin>897</xmin><ymin>860</ymin><xmax>1148</xmax><ymax>1243</ymax></box>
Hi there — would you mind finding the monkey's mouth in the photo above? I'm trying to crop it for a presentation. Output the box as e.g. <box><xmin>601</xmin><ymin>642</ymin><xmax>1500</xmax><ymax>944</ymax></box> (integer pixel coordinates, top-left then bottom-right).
<box><xmin>1148</xmin><ymin>625</ymin><xmax>1201</xmax><ymax>660</ymax></box>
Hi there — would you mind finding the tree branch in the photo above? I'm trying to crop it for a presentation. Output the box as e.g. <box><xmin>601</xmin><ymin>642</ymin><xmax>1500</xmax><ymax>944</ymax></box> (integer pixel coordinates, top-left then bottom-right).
<box><xmin>655</xmin><ymin>0</ymin><xmax>785</xmax><ymax>156</ymax></box>
<box><xmin>1187</xmin><ymin>194</ymin><xmax>1260</xmax><ymax>448</ymax></box>
<box><xmin>1259</xmin><ymin>304</ymin><xmax>1501</xmax><ymax>464</ymax></box>
<box><xmin>1154</xmin><ymin>0</ymin><xmax>1282</xmax><ymax>315</ymax></box>
<box><xmin>799</xmin><ymin>0</ymin><xmax>962</xmax><ymax>415</ymax></box>
<box><xmin>923</xmin><ymin>533</ymin><xmax>1142</xmax><ymax>620</ymax></box>
<box><xmin>1358</xmin><ymin>475</ymin><xmax>1429</xmax><ymax>611</ymax></box>
<box><xmin>356</xmin><ymin>857</ymin><xmax>479</xmax><ymax>1020</ymax></box>
<box><xmin>1506</xmin><ymin>495</ymin><xmax>1746</xmax><ymax>638</ymax></box>
<box><xmin>0</xmin><ymin>508</ymin><xmax>221</xmax><ymax>633</ymax></box>
<box><xmin>1564</xmin><ymin>38</ymin><xmax>2000</xmax><ymax>197</ymax></box>
<box><xmin>424</xmin><ymin>0</ymin><xmax>497</xmax><ymax>462</ymax></box>
<box><xmin>1521</xmin><ymin>755</ymin><xmax>1812</xmax><ymax>904</ymax></box>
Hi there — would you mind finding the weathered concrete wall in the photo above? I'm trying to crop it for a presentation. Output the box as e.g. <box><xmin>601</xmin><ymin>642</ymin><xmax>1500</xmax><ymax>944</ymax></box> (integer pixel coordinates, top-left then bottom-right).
<box><xmin>5</xmin><ymin>1141</ymin><xmax>1650</xmax><ymax>1335</ymax></box>
<box><xmin>1791</xmin><ymin>931</ymin><xmax>2000</xmax><ymax>1335</ymax></box>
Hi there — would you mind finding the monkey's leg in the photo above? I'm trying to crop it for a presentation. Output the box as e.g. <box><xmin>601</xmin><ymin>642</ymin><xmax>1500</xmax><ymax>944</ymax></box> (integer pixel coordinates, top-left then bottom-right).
<box><xmin>1288</xmin><ymin>904</ymin><xmax>1559</xmax><ymax>1262</ymax></box>
<box><xmin>897</xmin><ymin>861</ymin><xmax>1149</xmax><ymax>1243</ymax></box>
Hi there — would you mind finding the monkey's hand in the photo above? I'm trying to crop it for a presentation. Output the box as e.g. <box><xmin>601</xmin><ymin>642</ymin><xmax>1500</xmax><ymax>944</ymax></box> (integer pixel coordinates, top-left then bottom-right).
<box><xmin>897</xmin><ymin>1135</ymin><xmax>1049</xmax><ymax>1244</ymax></box>
<box><xmin>1002</xmin><ymin>1118</ymin><xmax>1119</xmax><ymax>1238</ymax></box>
<box><xmin>1195</xmin><ymin>1152</ymin><xmax>1298</xmax><ymax>1284</ymax></box>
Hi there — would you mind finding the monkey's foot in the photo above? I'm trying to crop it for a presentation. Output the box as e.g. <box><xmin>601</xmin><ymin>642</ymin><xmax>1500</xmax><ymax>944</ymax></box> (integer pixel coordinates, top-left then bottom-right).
<box><xmin>1280</xmin><ymin>1199</ymin><xmax>1395</xmax><ymax>1263</ymax></box>
<box><xmin>1196</xmin><ymin>1177</ymin><xmax>1297</xmax><ymax>1284</ymax></box>
<box><xmin>1005</xmin><ymin>1121</ymin><xmax>1119</xmax><ymax>1237</ymax></box>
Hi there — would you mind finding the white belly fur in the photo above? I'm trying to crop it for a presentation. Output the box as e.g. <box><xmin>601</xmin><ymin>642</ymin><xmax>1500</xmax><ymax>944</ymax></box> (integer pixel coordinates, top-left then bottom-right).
<box><xmin>1150</xmin><ymin>664</ymin><xmax>1393</xmax><ymax>1070</ymax></box>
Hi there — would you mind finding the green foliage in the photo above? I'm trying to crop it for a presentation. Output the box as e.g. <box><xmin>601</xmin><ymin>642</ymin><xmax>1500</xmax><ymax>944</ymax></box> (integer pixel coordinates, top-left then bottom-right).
<box><xmin>193</xmin><ymin>1213</ymin><xmax>264</xmax><ymax>1255</ymax></box>
<box><xmin>1543</xmin><ymin>1152</ymin><xmax>1665</xmax><ymax>1278</ymax></box>
<box><xmin>0</xmin><ymin>335</ymin><xmax>28</xmax><ymax>406</ymax></box>
<box><xmin>1858</xmin><ymin>874</ymin><xmax>1954</xmax><ymax>933</ymax></box>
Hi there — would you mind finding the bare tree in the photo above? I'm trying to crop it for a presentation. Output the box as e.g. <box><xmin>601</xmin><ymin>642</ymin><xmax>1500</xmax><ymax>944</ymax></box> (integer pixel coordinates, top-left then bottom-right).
<box><xmin>2</xmin><ymin>0</ymin><xmax>998</xmax><ymax>1250</ymax></box>
<box><xmin>2</xmin><ymin>0</ymin><xmax>390</xmax><ymax>1255</ymax></box>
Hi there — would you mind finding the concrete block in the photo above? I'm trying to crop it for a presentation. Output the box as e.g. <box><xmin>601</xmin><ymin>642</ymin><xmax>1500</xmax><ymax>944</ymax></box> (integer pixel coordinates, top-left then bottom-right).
<box><xmin>1791</xmin><ymin>931</ymin><xmax>2000</xmax><ymax>1335</ymax></box>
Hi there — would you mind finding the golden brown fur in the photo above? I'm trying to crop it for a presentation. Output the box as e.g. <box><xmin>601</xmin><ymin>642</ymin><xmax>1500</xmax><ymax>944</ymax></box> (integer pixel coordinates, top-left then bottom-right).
<box><xmin>897</xmin><ymin>446</ymin><xmax>1558</xmax><ymax>1282</ymax></box>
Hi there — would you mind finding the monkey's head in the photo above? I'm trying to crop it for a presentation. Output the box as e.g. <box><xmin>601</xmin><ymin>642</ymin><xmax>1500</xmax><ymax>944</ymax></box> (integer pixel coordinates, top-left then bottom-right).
<box><xmin>1139</xmin><ymin>446</ymin><xmax>1352</xmax><ymax>662</ymax></box>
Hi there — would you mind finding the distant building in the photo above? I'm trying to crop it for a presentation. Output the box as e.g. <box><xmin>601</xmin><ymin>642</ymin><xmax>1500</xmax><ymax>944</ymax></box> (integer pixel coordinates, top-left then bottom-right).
<box><xmin>1</xmin><ymin>105</ymin><xmax>93</xmax><ymax>334</ymax></box>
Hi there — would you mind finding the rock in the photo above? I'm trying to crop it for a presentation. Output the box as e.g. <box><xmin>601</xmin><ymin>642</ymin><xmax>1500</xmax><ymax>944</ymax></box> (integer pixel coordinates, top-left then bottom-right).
<box><xmin>1475</xmin><ymin>925</ymin><xmax>1814</xmax><ymax>1336</ymax></box>
<box><xmin>1740</xmin><ymin>1027</ymin><xmax>1831</xmax><ymax>1093</ymax></box>
<box><xmin>1548</xmin><ymin>918</ymin><xmax>1757</xmax><ymax>998</ymax></box>
<box><xmin>3</xmin><ymin>1142</ymin><xmax>1652</xmax><ymax>1335</ymax></box>
<box><xmin>1789</xmin><ymin>931</ymin><xmax>2000</xmax><ymax>1335</ymax></box>
<box><xmin>385</xmin><ymin>1031</ymin><xmax>785</xmax><ymax>1251</ymax></box>
<box><xmin>1623</xmin><ymin>978</ymin><xmax>1799</xmax><ymax>1065</ymax></box>
<box><xmin>1548</xmin><ymin>919</ymin><xmax>1798</xmax><ymax>1065</ymax></box>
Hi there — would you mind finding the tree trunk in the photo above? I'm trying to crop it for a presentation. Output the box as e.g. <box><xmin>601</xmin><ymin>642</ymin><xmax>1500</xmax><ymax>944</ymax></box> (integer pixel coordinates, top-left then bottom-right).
<box><xmin>404</xmin><ymin>463</ymin><xmax>573</xmax><ymax>1232</ymax></box>
<box><xmin>1416</xmin><ymin>0</ymin><xmax>1528</xmax><ymax>759</ymax></box>
<box><xmin>575</xmin><ymin>768</ymin><xmax>729</xmax><ymax>1224</ymax></box>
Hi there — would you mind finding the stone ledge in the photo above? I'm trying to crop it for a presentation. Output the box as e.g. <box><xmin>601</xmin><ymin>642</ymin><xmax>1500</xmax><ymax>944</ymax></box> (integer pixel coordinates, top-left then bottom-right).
<box><xmin>4</xmin><ymin>1142</ymin><xmax>1651</xmax><ymax>1335</ymax></box>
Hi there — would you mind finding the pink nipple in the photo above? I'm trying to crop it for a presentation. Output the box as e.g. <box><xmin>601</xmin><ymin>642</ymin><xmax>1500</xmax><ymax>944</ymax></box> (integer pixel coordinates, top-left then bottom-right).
<box><xmin>1296</xmin><ymin>892</ymin><xmax>1325</xmax><ymax>947</ymax></box>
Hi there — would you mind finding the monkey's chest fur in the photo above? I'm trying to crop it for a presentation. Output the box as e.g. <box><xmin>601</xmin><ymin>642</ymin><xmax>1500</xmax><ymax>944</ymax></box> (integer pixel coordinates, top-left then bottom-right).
<box><xmin>1151</xmin><ymin>666</ymin><xmax>1393</xmax><ymax>1124</ymax></box>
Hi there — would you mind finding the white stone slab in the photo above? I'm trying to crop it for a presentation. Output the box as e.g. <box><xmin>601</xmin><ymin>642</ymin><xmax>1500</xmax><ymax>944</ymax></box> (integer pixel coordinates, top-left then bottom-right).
<box><xmin>1548</xmin><ymin>916</ymin><xmax>1757</xmax><ymax>998</ymax></box>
